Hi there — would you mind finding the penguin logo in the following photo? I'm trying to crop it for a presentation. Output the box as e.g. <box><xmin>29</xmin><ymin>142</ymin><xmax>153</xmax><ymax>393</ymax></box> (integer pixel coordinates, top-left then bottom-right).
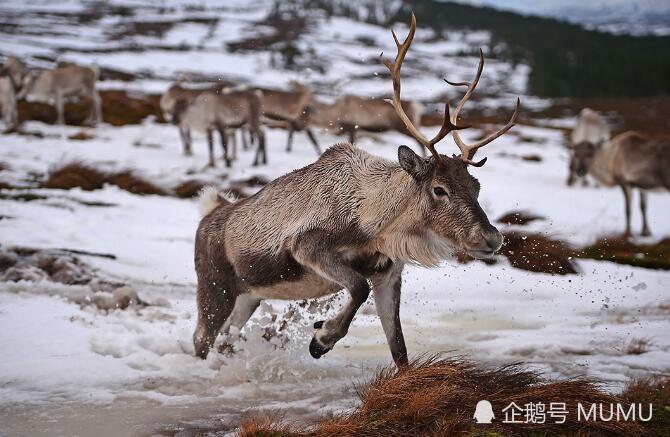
<box><xmin>474</xmin><ymin>400</ymin><xmax>495</xmax><ymax>424</ymax></box>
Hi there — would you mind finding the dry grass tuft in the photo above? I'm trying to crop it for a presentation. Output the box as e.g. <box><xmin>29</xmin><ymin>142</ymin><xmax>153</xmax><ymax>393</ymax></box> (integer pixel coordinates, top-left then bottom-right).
<box><xmin>174</xmin><ymin>179</ymin><xmax>207</xmax><ymax>198</ymax></box>
<box><xmin>501</xmin><ymin>232</ymin><xmax>578</xmax><ymax>275</ymax></box>
<box><xmin>241</xmin><ymin>356</ymin><xmax>650</xmax><ymax>436</ymax></box>
<box><xmin>622</xmin><ymin>377</ymin><xmax>670</xmax><ymax>436</ymax></box>
<box><xmin>459</xmin><ymin>231</ymin><xmax>578</xmax><ymax>275</ymax></box>
<box><xmin>239</xmin><ymin>414</ymin><xmax>300</xmax><ymax>437</ymax></box>
<box><xmin>42</xmin><ymin>161</ymin><xmax>167</xmax><ymax>195</ymax></box>
<box><xmin>68</xmin><ymin>130</ymin><xmax>95</xmax><ymax>141</ymax></box>
<box><xmin>497</xmin><ymin>210</ymin><xmax>545</xmax><ymax>226</ymax></box>
<box><xmin>625</xmin><ymin>338</ymin><xmax>651</xmax><ymax>355</ymax></box>
<box><xmin>107</xmin><ymin>170</ymin><xmax>166</xmax><ymax>195</ymax></box>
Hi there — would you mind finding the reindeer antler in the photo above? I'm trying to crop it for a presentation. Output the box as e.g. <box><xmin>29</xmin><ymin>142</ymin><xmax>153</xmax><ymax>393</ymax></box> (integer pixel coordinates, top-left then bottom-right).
<box><xmin>380</xmin><ymin>12</ymin><xmax>466</xmax><ymax>167</ymax></box>
<box><xmin>381</xmin><ymin>13</ymin><xmax>520</xmax><ymax>167</ymax></box>
<box><xmin>446</xmin><ymin>49</ymin><xmax>520</xmax><ymax>166</ymax></box>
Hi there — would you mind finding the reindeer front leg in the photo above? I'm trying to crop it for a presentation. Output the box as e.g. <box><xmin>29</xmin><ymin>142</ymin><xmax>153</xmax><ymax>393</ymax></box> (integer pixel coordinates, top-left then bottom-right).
<box><xmin>371</xmin><ymin>262</ymin><xmax>408</xmax><ymax>366</ymax></box>
<box><xmin>292</xmin><ymin>231</ymin><xmax>371</xmax><ymax>359</ymax></box>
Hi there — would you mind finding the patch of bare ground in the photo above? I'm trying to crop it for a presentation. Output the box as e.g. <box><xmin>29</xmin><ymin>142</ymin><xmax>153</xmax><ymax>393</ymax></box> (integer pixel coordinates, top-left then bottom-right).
<box><xmin>17</xmin><ymin>89</ymin><xmax>165</xmax><ymax>126</ymax></box>
<box><xmin>239</xmin><ymin>355</ymin><xmax>654</xmax><ymax>436</ymax></box>
<box><xmin>42</xmin><ymin>161</ymin><xmax>167</xmax><ymax>195</ymax></box>
<box><xmin>577</xmin><ymin>237</ymin><xmax>670</xmax><ymax>271</ymax></box>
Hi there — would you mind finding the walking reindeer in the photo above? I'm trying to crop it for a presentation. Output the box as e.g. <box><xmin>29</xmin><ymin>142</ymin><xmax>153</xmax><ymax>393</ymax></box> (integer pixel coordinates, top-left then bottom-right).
<box><xmin>192</xmin><ymin>13</ymin><xmax>519</xmax><ymax>365</ymax></box>
<box><xmin>572</xmin><ymin>131</ymin><xmax>670</xmax><ymax>236</ymax></box>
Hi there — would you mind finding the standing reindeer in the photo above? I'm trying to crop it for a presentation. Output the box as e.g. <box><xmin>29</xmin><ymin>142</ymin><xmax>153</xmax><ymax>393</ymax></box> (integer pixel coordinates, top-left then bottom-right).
<box><xmin>0</xmin><ymin>74</ymin><xmax>18</xmax><ymax>129</ymax></box>
<box><xmin>572</xmin><ymin>131</ymin><xmax>670</xmax><ymax>236</ymax></box>
<box><xmin>191</xmin><ymin>13</ymin><xmax>519</xmax><ymax>366</ymax></box>
<box><xmin>0</xmin><ymin>57</ymin><xmax>27</xmax><ymax>130</ymax></box>
<box><xmin>172</xmin><ymin>88</ymin><xmax>266</xmax><ymax>167</ymax></box>
<box><xmin>567</xmin><ymin>108</ymin><xmax>610</xmax><ymax>186</ymax></box>
<box><xmin>17</xmin><ymin>62</ymin><xmax>101</xmax><ymax>125</ymax></box>
<box><xmin>258</xmin><ymin>83</ymin><xmax>321</xmax><ymax>154</ymax></box>
<box><xmin>312</xmin><ymin>94</ymin><xmax>424</xmax><ymax>148</ymax></box>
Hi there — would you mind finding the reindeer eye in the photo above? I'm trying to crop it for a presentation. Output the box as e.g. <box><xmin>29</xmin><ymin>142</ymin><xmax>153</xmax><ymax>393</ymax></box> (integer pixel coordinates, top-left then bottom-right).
<box><xmin>433</xmin><ymin>186</ymin><xmax>447</xmax><ymax>197</ymax></box>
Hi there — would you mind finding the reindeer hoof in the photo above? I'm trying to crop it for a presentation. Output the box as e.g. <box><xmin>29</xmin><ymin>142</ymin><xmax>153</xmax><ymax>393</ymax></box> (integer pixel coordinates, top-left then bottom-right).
<box><xmin>309</xmin><ymin>336</ymin><xmax>331</xmax><ymax>359</ymax></box>
<box><xmin>314</xmin><ymin>320</ymin><xmax>324</xmax><ymax>329</ymax></box>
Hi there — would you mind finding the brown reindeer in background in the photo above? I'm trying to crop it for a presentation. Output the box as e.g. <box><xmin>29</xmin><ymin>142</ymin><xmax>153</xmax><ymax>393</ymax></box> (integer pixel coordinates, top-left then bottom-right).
<box><xmin>572</xmin><ymin>131</ymin><xmax>670</xmax><ymax>236</ymax></box>
<box><xmin>0</xmin><ymin>57</ymin><xmax>27</xmax><ymax>130</ymax></box>
<box><xmin>257</xmin><ymin>82</ymin><xmax>322</xmax><ymax>154</ymax></box>
<box><xmin>191</xmin><ymin>13</ymin><xmax>519</xmax><ymax>366</ymax></box>
<box><xmin>172</xmin><ymin>88</ymin><xmax>266</xmax><ymax>167</ymax></box>
<box><xmin>16</xmin><ymin>61</ymin><xmax>101</xmax><ymax>125</ymax></box>
<box><xmin>568</xmin><ymin>108</ymin><xmax>610</xmax><ymax>186</ymax></box>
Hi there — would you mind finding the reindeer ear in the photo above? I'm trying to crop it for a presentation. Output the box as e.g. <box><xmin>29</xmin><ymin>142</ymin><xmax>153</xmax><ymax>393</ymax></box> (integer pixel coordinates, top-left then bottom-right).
<box><xmin>398</xmin><ymin>146</ymin><xmax>430</xmax><ymax>180</ymax></box>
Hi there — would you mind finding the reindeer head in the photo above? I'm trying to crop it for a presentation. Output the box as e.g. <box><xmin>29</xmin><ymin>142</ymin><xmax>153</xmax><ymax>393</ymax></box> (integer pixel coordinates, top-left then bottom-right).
<box><xmin>381</xmin><ymin>13</ymin><xmax>520</xmax><ymax>259</ymax></box>
<box><xmin>396</xmin><ymin>146</ymin><xmax>502</xmax><ymax>258</ymax></box>
<box><xmin>4</xmin><ymin>57</ymin><xmax>30</xmax><ymax>95</ymax></box>
<box><xmin>571</xmin><ymin>141</ymin><xmax>598</xmax><ymax>178</ymax></box>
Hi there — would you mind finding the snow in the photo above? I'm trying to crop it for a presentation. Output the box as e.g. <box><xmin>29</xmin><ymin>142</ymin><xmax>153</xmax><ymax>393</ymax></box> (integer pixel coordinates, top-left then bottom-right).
<box><xmin>1</xmin><ymin>0</ymin><xmax>669</xmax><ymax>434</ymax></box>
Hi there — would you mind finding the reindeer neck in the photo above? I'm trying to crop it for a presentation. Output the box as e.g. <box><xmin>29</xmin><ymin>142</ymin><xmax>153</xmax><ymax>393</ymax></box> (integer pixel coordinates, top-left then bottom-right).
<box><xmin>589</xmin><ymin>144</ymin><xmax>617</xmax><ymax>186</ymax></box>
<box><xmin>358</xmin><ymin>163</ymin><xmax>424</xmax><ymax>235</ymax></box>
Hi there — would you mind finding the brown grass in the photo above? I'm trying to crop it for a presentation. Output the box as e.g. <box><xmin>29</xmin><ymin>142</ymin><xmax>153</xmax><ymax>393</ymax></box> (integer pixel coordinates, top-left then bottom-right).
<box><xmin>625</xmin><ymin>338</ymin><xmax>651</xmax><ymax>356</ymax></box>
<box><xmin>459</xmin><ymin>231</ymin><xmax>578</xmax><ymax>275</ymax></box>
<box><xmin>501</xmin><ymin>232</ymin><xmax>578</xmax><ymax>275</ymax></box>
<box><xmin>622</xmin><ymin>377</ymin><xmax>670</xmax><ymax>436</ymax></box>
<box><xmin>42</xmin><ymin>161</ymin><xmax>167</xmax><ymax>195</ymax></box>
<box><xmin>578</xmin><ymin>237</ymin><xmax>670</xmax><ymax>270</ymax></box>
<box><xmin>240</xmin><ymin>356</ymin><xmax>649</xmax><ymax>436</ymax></box>
<box><xmin>174</xmin><ymin>179</ymin><xmax>207</xmax><ymax>198</ymax></box>
<box><xmin>497</xmin><ymin>210</ymin><xmax>545</xmax><ymax>226</ymax></box>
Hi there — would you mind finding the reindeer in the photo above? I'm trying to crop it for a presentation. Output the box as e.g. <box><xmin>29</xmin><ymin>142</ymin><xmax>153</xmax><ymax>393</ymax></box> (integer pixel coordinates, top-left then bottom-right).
<box><xmin>171</xmin><ymin>88</ymin><xmax>266</xmax><ymax>167</ymax></box>
<box><xmin>312</xmin><ymin>94</ymin><xmax>424</xmax><ymax>149</ymax></box>
<box><xmin>258</xmin><ymin>83</ymin><xmax>321</xmax><ymax>154</ymax></box>
<box><xmin>0</xmin><ymin>74</ymin><xmax>18</xmax><ymax>130</ymax></box>
<box><xmin>567</xmin><ymin>108</ymin><xmax>610</xmax><ymax>186</ymax></box>
<box><xmin>191</xmin><ymin>13</ymin><xmax>519</xmax><ymax>366</ymax></box>
<box><xmin>572</xmin><ymin>131</ymin><xmax>670</xmax><ymax>237</ymax></box>
<box><xmin>17</xmin><ymin>62</ymin><xmax>101</xmax><ymax>126</ymax></box>
<box><xmin>0</xmin><ymin>57</ymin><xmax>31</xmax><ymax>130</ymax></box>
<box><xmin>161</xmin><ymin>83</ymin><xmax>215</xmax><ymax>156</ymax></box>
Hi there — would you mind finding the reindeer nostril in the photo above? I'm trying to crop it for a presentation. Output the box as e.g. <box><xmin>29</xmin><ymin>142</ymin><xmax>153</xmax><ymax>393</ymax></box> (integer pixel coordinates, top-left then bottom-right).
<box><xmin>484</xmin><ymin>230</ymin><xmax>503</xmax><ymax>252</ymax></box>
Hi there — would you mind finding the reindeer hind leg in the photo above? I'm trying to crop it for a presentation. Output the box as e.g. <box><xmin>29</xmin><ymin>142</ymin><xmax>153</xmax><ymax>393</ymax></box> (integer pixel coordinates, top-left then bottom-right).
<box><xmin>640</xmin><ymin>189</ymin><xmax>651</xmax><ymax>236</ymax></box>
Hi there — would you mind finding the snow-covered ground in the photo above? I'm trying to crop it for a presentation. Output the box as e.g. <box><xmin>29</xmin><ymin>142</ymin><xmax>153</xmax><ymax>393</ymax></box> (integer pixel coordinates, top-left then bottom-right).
<box><xmin>1</xmin><ymin>1</ymin><xmax>669</xmax><ymax>435</ymax></box>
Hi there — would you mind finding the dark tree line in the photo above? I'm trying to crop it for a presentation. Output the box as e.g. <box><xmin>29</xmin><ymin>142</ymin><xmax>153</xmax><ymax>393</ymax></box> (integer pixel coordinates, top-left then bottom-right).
<box><xmin>399</xmin><ymin>1</ymin><xmax>670</xmax><ymax>98</ymax></box>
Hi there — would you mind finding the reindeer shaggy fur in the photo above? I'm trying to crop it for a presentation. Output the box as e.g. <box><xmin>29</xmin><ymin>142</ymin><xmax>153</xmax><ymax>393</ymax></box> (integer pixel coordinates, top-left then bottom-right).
<box><xmin>193</xmin><ymin>144</ymin><xmax>503</xmax><ymax>365</ymax></box>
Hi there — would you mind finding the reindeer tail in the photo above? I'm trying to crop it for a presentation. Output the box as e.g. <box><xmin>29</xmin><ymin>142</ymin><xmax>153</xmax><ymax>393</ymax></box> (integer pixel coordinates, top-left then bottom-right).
<box><xmin>198</xmin><ymin>186</ymin><xmax>237</xmax><ymax>217</ymax></box>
